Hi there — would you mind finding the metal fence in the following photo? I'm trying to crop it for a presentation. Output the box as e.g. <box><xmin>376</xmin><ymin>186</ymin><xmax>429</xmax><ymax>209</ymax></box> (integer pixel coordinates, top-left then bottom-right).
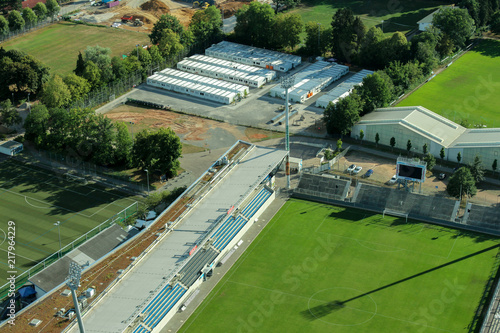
<box><xmin>0</xmin><ymin>201</ymin><xmax>138</xmax><ymax>300</ymax></box>
<box><xmin>0</xmin><ymin>18</ymin><xmax>55</xmax><ymax>44</ymax></box>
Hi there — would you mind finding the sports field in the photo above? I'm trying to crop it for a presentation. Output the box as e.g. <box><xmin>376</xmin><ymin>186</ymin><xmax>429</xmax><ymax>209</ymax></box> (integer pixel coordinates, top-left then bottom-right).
<box><xmin>290</xmin><ymin>0</ymin><xmax>452</xmax><ymax>36</ymax></box>
<box><xmin>1</xmin><ymin>22</ymin><xmax>150</xmax><ymax>75</ymax></box>
<box><xmin>0</xmin><ymin>159</ymin><xmax>138</xmax><ymax>290</ymax></box>
<box><xmin>399</xmin><ymin>39</ymin><xmax>500</xmax><ymax>128</ymax></box>
<box><xmin>180</xmin><ymin>199</ymin><xmax>500</xmax><ymax>333</ymax></box>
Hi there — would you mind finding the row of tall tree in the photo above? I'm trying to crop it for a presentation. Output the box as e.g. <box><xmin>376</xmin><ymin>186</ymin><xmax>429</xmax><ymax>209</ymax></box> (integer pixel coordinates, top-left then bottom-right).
<box><xmin>24</xmin><ymin>104</ymin><xmax>182</xmax><ymax>176</ymax></box>
<box><xmin>0</xmin><ymin>0</ymin><xmax>59</xmax><ymax>35</ymax></box>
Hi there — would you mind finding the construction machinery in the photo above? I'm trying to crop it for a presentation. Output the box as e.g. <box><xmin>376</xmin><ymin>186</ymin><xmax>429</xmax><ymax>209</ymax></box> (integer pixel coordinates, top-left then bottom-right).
<box><xmin>133</xmin><ymin>18</ymin><xmax>144</xmax><ymax>26</ymax></box>
<box><xmin>121</xmin><ymin>15</ymin><xmax>133</xmax><ymax>23</ymax></box>
<box><xmin>192</xmin><ymin>1</ymin><xmax>209</xmax><ymax>9</ymax></box>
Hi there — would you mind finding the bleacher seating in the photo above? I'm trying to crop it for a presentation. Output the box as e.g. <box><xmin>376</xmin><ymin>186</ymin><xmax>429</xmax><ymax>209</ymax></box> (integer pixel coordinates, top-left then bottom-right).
<box><xmin>241</xmin><ymin>187</ymin><xmax>272</xmax><ymax>219</ymax></box>
<box><xmin>140</xmin><ymin>283</ymin><xmax>187</xmax><ymax>330</ymax></box>
<box><xmin>213</xmin><ymin>216</ymin><xmax>248</xmax><ymax>251</ymax></box>
<box><xmin>179</xmin><ymin>248</ymin><xmax>219</xmax><ymax>287</ymax></box>
<box><xmin>133</xmin><ymin>324</ymin><xmax>150</xmax><ymax>333</ymax></box>
<box><xmin>467</xmin><ymin>205</ymin><xmax>500</xmax><ymax>230</ymax></box>
<box><xmin>295</xmin><ymin>173</ymin><xmax>350</xmax><ymax>201</ymax></box>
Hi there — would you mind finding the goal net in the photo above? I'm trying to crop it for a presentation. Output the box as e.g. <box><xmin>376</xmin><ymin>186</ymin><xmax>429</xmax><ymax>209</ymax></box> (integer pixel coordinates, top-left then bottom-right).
<box><xmin>65</xmin><ymin>173</ymin><xmax>88</xmax><ymax>185</ymax></box>
<box><xmin>382</xmin><ymin>209</ymin><xmax>409</xmax><ymax>223</ymax></box>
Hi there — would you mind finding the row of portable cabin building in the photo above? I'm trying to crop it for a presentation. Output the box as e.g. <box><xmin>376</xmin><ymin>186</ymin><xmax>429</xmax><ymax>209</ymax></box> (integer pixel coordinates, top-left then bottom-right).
<box><xmin>205</xmin><ymin>41</ymin><xmax>301</xmax><ymax>72</ymax></box>
<box><xmin>269</xmin><ymin>61</ymin><xmax>349</xmax><ymax>103</ymax></box>
<box><xmin>177</xmin><ymin>55</ymin><xmax>276</xmax><ymax>88</ymax></box>
<box><xmin>147</xmin><ymin>68</ymin><xmax>249</xmax><ymax>104</ymax></box>
<box><xmin>315</xmin><ymin>69</ymin><xmax>374</xmax><ymax>108</ymax></box>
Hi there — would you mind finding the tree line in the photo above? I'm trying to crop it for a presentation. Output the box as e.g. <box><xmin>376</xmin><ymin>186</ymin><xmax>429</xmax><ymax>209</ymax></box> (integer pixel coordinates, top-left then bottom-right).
<box><xmin>0</xmin><ymin>0</ymin><xmax>59</xmax><ymax>34</ymax></box>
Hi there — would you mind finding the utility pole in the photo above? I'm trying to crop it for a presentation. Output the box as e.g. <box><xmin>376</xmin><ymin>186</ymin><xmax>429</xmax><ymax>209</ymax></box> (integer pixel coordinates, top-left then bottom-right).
<box><xmin>67</xmin><ymin>262</ymin><xmax>86</xmax><ymax>333</ymax></box>
<box><xmin>280</xmin><ymin>75</ymin><xmax>295</xmax><ymax>190</ymax></box>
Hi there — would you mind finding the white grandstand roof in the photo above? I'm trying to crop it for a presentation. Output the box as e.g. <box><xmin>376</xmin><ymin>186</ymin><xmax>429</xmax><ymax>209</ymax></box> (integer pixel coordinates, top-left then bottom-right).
<box><xmin>69</xmin><ymin>143</ymin><xmax>287</xmax><ymax>333</ymax></box>
<box><xmin>450</xmin><ymin>128</ymin><xmax>500</xmax><ymax>148</ymax></box>
<box><xmin>358</xmin><ymin>106</ymin><xmax>467</xmax><ymax>146</ymax></box>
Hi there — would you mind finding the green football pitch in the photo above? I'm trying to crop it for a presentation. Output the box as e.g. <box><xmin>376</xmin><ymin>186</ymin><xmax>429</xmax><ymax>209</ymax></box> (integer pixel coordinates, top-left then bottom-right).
<box><xmin>0</xmin><ymin>159</ymin><xmax>138</xmax><ymax>293</ymax></box>
<box><xmin>398</xmin><ymin>39</ymin><xmax>500</xmax><ymax>128</ymax></box>
<box><xmin>180</xmin><ymin>199</ymin><xmax>500</xmax><ymax>333</ymax></box>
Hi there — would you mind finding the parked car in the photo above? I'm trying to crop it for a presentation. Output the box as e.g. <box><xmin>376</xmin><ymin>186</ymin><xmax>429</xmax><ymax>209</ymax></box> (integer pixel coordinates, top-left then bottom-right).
<box><xmin>388</xmin><ymin>175</ymin><xmax>398</xmax><ymax>184</ymax></box>
<box><xmin>438</xmin><ymin>173</ymin><xmax>446</xmax><ymax>180</ymax></box>
<box><xmin>362</xmin><ymin>169</ymin><xmax>374</xmax><ymax>178</ymax></box>
<box><xmin>353</xmin><ymin>166</ymin><xmax>363</xmax><ymax>174</ymax></box>
<box><xmin>346</xmin><ymin>164</ymin><xmax>356</xmax><ymax>173</ymax></box>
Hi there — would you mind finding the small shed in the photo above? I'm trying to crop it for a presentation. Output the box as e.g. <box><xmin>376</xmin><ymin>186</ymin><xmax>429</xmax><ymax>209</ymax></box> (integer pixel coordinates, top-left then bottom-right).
<box><xmin>0</xmin><ymin>141</ymin><xmax>23</xmax><ymax>156</ymax></box>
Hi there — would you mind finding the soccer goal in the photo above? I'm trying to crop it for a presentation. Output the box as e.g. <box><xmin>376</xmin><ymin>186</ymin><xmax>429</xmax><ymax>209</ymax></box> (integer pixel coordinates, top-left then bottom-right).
<box><xmin>382</xmin><ymin>209</ymin><xmax>409</xmax><ymax>223</ymax></box>
<box><xmin>65</xmin><ymin>172</ymin><xmax>88</xmax><ymax>185</ymax></box>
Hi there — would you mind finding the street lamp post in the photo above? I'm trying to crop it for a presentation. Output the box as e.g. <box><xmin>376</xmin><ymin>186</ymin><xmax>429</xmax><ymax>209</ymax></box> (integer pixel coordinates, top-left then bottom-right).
<box><xmin>145</xmin><ymin>169</ymin><xmax>150</xmax><ymax>195</ymax></box>
<box><xmin>27</xmin><ymin>92</ymin><xmax>31</xmax><ymax>114</ymax></box>
<box><xmin>280</xmin><ymin>75</ymin><xmax>295</xmax><ymax>190</ymax></box>
<box><xmin>136</xmin><ymin>44</ymin><xmax>140</xmax><ymax>60</ymax></box>
<box><xmin>381</xmin><ymin>20</ymin><xmax>384</xmax><ymax>33</ymax></box>
<box><xmin>54</xmin><ymin>221</ymin><xmax>62</xmax><ymax>258</ymax></box>
<box><xmin>67</xmin><ymin>262</ymin><xmax>86</xmax><ymax>333</ymax></box>
<box><xmin>130</xmin><ymin>121</ymin><xmax>135</xmax><ymax>140</ymax></box>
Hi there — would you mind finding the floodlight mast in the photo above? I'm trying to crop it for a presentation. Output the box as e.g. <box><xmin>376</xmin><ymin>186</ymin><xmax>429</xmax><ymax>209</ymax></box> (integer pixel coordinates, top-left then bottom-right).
<box><xmin>280</xmin><ymin>75</ymin><xmax>295</xmax><ymax>189</ymax></box>
<box><xmin>67</xmin><ymin>262</ymin><xmax>86</xmax><ymax>333</ymax></box>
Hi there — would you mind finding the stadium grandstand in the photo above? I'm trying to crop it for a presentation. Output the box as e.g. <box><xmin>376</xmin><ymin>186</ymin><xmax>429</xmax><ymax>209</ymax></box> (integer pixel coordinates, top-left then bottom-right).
<box><xmin>465</xmin><ymin>204</ymin><xmax>500</xmax><ymax>231</ymax></box>
<box><xmin>66</xmin><ymin>141</ymin><xmax>287</xmax><ymax>333</ymax></box>
<box><xmin>294</xmin><ymin>173</ymin><xmax>350</xmax><ymax>201</ymax></box>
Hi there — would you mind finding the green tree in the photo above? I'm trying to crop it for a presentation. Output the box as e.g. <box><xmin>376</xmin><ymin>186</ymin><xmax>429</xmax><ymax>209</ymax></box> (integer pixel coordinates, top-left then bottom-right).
<box><xmin>0</xmin><ymin>99</ymin><xmax>21</xmax><ymax>127</ymax></box>
<box><xmin>384</xmin><ymin>60</ymin><xmax>424</xmax><ymax>96</ymax></box>
<box><xmin>84</xmin><ymin>45</ymin><xmax>112</xmax><ymax>71</ymax></box>
<box><xmin>82</xmin><ymin>61</ymin><xmax>101</xmax><ymax>88</ymax></box>
<box><xmin>23</xmin><ymin>103</ymin><xmax>49</xmax><ymax>147</ymax></box>
<box><xmin>446</xmin><ymin>167</ymin><xmax>477</xmax><ymax>199</ymax></box>
<box><xmin>157</xmin><ymin>29</ymin><xmax>184</xmax><ymax>58</ymax></box>
<box><xmin>491</xmin><ymin>11</ymin><xmax>500</xmax><ymax>33</ymax></box>
<box><xmin>424</xmin><ymin>153</ymin><xmax>436</xmax><ymax>171</ymax></box>
<box><xmin>22</xmin><ymin>7</ymin><xmax>37</xmax><ymax>26</ymax></box>
<box><xmin>413</xmin><ymin>41</ymin><xmax>438</xmax><ymax>75</ymax></box>
<box><xmin>64</xmin><ymin>73</ymin><xmax>91</xmax><ymax>102</ymax></box>
<box><xmin>149</xmin><ymin>14</ymin><xmax>184</xmax><ymax>45</ymax></box>
<box><xmin>331</xmin><ymin>7</ymin><xmax>365</xmax><ymax>63</ymax></box>
<box><xmin>148</xmin><ymin>44</ymin><xmax>163</xmax><ymax>64</ymax></box>
<box><xmin>359</xmin><ymin>129</ymin><xmax>364</xmax><ymax>143</ymax></box>
<box><xmin>433</xmin><ymin>7</ymin><xmax>475</xmax><ymax>49</ymax></box>
<box><xmin>423</xmin><ymin>143</ymin><xmax>428</xmax><ymax>154</ymax></box>
<box><xmin>74</xmin><ymin>51</ymin><xmax>86</xmax><ymax>76</ymax></box>
<box><xmin>459</xmin><ymin>0</ymin><xmax>480</xmax><ymax>25</ymax></box>
<box><xmin>40</xmin><ymin>75</ymin><xmax>71</xmax><ymax>108</ymax></box>
<box><xmin>375</xmin><ymin>132</ymin><xmax>380</xmax><ymax>147</ymax></box>
<box><xmin>359</xmin><ymin>26</ymin><xmax>384</xmax><ymax>67</ymax></box>
<box><xmin>234</xmin><ymin>2</ymin><xmax>276</xmax><ymax>49</ymax></box>
<box><xmin>384</xmin><ymin>32</ymin><xmax>408</xmax><ymax>63</ymax></box>
<box><xmin>45</xmin><ymin>0</ymin><xmax>60</xmax><ymax>18</ymax></box>
<box><xmin>336</xmin><ymin>138</ymin><xmax>342</xmax><ymax>151</ymax></box>
<box><xmin>457</xmin><ymin>152</ymin><xmax>462</xmax><ymax>164</ymax></box>
<box><xmin>390</xmin><ymin>137</ymin><xmax>396</xmax><ymax>151</ymax></box>
<box><xmin>111</xmin><ymin>56</ymin><xmax>128</xmax><ymax>80</ymax></box>
<box><xmin>492</xmin><ymin>159</ymin><xmax>498</xmax><ymax>174</ymax></box>
<box><xmin>436</xmin><ymin>33</ymin><xmax>455</xmax><ymax>58</ymax></box>
<box><xmin>115</xmin><ymin>122</ymin><xmax>132</xmax><ymax>166</ymax></box>
<box><xmin>274</xmin><ymin>13</ymin><xmax>303</xmax><ymax>50</ymax></box>
<box><xmin>271</xmin><ymin>0</ymin><xmax>300</xmax><ymax>14</ymax></box>
<box><xmin>132</xmin><ymin>46</ymin><xmax>152</xmax><ymax>68</ymax></box>
<box><xmin>406</xmin><ymin>140</ymin><xmax>412</xmax><ymax>155</ymax></box>
<box><xmin>323</xmin><ymin>93</ymin><xmax>362</xmax><ymax>137</ymax></box>
<box><xmin>8</xmin><ymin>10</ymin><xmax>24</xmax><ymax>31</ymax></box>
<box><xmin>33</xmin><ymin>2</ymin><xmax>48</xmax><ymax>21</ymax></box>
<box><xmin>357</xmin><ymin>71</ymin><xmax>394</xmax><ymax>115</ymax></box>
<box><xmin>90</xmin><ymin>114</ymin><xmax>116</xmax><ymax>165</ymax></box>
<box><xmin>304</xmin><ymin>21</ymin><xmax>330</xmax><ymax>56</ymax></box>
<box><xmin>468</xmin><ymin>155</ymin><xmax>485</xmax><ymax>183</ymax></box>
<box><xmin>440</xmin><ymin>147</ymin><xmax>445</xmax><ymax>160</ymax></box>
<box><xmin>0</xmin><ymin>15</ymin><xmax>9</xmax><ymax>36</ymax></box>
<box><xmin>123</xmin><ymin>55</ymin><xmax>142</xmax><ymax>73</ymax></box>
<box><xmin>189</xmin><ymin>5</ymin><xmax>222</xmax><ymax>42</ymax></box>
<box><xmin>132</xmin><ymin>127</ymin><xmax>182</xmax><ymax>177</ymax></box>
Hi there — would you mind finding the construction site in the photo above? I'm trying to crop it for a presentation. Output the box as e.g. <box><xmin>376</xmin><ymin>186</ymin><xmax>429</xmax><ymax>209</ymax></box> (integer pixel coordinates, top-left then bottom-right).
<box><xmin>70</xmin><ymin>0</ymin><xmax>252</xmax><ymax>31</ymax></box>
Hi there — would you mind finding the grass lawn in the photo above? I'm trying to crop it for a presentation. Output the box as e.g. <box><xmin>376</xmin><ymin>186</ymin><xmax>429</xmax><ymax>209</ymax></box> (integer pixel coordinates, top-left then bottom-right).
<box><xmin>180</xmin><ymin>199</ymin><xmax>499</xmax><ymax>333</ymax></box>
<box><xmin>0</xmin><ymin>158</ymin><xmax>139</xmax><ymax>296</ymax></box>
<box><xmin>398</xmin><ymin>39</ymin><xmax>500</xmax><ymax>127</ymax></box>
<box><xmin>1</xmin><ymin>22</ymin><xmax>150</xmax><ymax>76</ymax></box>
<box><xmin>289</xmin><ymin>0</ymin><xmax>452</xmax><ymax>40</ymax></box>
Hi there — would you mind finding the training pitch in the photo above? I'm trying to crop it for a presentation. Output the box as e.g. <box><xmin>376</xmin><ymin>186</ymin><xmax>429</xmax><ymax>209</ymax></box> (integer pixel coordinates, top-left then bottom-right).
<box><xmin>0</xmin><ymin>159</ymin><xmax>138</xmax><ymax>293</ymax></box>
<box><xmin>180</xmin><ymin>199</ymin><xmax>499</xmax><ymax>333</ymax></box>
<box><xmin>398</xmin><ymin>39</ymin><xmax>500</xmax><ymax>128</ymax></box>
<box><xmin>2</xmin><ymin>22</ymin><xmax>150</xmax><ymax>75</ymax></box>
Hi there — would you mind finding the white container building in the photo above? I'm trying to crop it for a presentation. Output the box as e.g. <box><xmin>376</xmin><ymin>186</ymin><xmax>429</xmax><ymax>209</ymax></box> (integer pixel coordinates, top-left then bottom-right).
<box><xmin>177</xmin><ymin>58</ymin><xmax>268</xmax><ymax>88</ymax></box>
<box><xmin>188</xmin><ymin>54</ymin><xmax>276</xmax><ymax>83</ymax></box>
<box><xmin>269</xmin><ymin>61</ymin><xmax>349</xmax><ymax>103</ymax></box>
<box><xmin>147</xmin><ymin>69</ymin><xmax>249</xmax><ymax>105</ymax></box>
<box><xmin>315</xmin><ymin>69</ymin><xmax>374</xmax><ymax>108</ymax></box>
<box><xmin>205</xmin><ymin>41</ymin><xmax>301</xmax><ymax>72</ymax></box>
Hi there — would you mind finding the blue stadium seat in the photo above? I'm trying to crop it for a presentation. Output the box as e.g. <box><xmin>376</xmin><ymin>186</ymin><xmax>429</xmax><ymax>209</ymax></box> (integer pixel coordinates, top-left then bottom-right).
<box><xmin>133</xmin><ymin>324</ymin><xmax>150</xmax><ymax>333</ymax></box>
<box><xmin>141</xmin><ymin>283</ymin><xmax>187</xmax><ymax>329</ymax></box>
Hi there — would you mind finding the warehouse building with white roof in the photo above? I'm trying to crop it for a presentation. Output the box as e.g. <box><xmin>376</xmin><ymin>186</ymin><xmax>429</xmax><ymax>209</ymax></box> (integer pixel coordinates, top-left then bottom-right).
<box><xmin>316</xmin><ymin>69</ymin><xmax>374</xmax><ymax>108</ymax></box>
<box><xmin>270</xmin><ymin>61</ymin><xmax>349</xmax><ymax>103</ymax></box>
<box><xmin>205</xmin><ymin>41</ymin><xmax>301</xmax><ymax>72</ymax></box>
<box><xmin>147</xmin><ymin>68</ymin><xmax>249</xmax><ymax>104</ymax></box>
